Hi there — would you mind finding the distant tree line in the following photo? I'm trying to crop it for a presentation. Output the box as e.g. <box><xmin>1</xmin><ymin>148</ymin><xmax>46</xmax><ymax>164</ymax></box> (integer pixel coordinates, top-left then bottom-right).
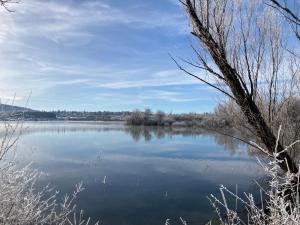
<box><xmin>126</xmin><ymin>108</ymin><xmax>232</xmax><ymax>128</ymax></box>
<box><xmin>0</xmin><ymin>105</ymin><xmax>234</xmax><ymax>125</ymax></box>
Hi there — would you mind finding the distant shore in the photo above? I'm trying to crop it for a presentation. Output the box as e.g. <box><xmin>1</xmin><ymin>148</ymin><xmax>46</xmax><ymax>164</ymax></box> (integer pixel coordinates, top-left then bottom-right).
<box><xmin>125</xmin><ymin>109</ymin><xmax>232</xmax><ymax>129</ymax></box>
<box><xmin>0</xmin><ymin>104</ymin><xmax>232</xmax><ymax>129</ymax></box>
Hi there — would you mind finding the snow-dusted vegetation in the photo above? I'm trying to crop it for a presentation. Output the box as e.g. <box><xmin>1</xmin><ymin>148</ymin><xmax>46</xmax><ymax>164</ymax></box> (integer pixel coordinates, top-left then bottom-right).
<box><xmin>165</xmin><ymin>135</ymin><xmax>300</xmax><ymax>225</ymax></box>
<box><xmin>177</xmin><ymin>0</ymin><xmax>300</xmax><ymax>222</ymax></box>
<box><xmin>208</xmin><ymin>145</ymin><xmax>300</xmax><ymax>225</ymax></box>
<box><xmin>0</xmin><ymin>122</ymin><xmax>98</xmax><ymax>225</ymax></box>
<box><xmin>165</xmin><ymin>156</ymin><xmax>300</xmax><ymax>225</ymax></box>
<box><xmin>1</xmin><ymin>0</ymin><xmax>300</xmax><ymax>224</ymax></box>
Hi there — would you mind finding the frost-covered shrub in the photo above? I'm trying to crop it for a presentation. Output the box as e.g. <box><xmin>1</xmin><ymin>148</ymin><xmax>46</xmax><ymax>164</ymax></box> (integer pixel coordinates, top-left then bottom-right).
<box><xmin>0</xmin><ymin>121</ymin><xmax>98</xmax><ymax>225</ymax></box>
<box><xmin>208</xmin><ymin>142</ymin><xmax>300</xmax><ymax>225</ymax></box>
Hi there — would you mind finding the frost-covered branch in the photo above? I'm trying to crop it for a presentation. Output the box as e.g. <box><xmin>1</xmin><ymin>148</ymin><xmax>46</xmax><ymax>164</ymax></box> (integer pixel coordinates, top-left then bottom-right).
<box><xmin>207</xmin><ymin>138</ymin><xmax>300</xmax><ymax>225</ymax></box>
<box><xmin>0</xmin><ymin>0</ymin><xmax>19</xmax><ymax>12</ymax></box>
<box><xmin>0</xmin><ymin>119</ymin><xmax>98</xmax><ymax>224</ymax></box>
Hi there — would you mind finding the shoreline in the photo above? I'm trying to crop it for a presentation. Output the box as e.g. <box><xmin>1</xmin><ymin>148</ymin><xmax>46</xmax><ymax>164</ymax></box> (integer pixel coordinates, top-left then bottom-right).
<box><xmin>0</xmin><ymin>120</ymin><xmax>232</xmax><ymax>130</ymax></box>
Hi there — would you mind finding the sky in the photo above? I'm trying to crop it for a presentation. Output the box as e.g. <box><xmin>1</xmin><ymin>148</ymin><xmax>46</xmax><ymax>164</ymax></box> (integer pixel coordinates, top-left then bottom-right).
<box><xmin>0</xmin><ymin>0</ymin><xmax>223</xmax><ymax>113</ymax></box>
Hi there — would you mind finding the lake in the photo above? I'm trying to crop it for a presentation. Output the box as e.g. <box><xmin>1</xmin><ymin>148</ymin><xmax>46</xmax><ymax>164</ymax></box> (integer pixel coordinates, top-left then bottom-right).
<box><xmin>13</xmin><ymin>121</ymin><xmax>263</xmax><ymax>225</ymax></box>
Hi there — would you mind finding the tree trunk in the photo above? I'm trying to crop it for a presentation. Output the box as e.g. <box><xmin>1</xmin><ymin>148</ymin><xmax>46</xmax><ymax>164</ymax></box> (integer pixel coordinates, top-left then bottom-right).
<box><xmin>185</xmin><ymin>0</ymin><xmax>299</xmax><ymax>174</ymax></box>
<box><xmin>216</xmin><ymin>56</ymin><xmax>298</xmax><ymax>174</ymax></box>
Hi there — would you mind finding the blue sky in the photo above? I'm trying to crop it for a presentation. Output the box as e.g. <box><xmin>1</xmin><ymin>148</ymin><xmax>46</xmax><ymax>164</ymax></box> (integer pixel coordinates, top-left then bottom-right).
<box><xmin>0</xmin><ymin>0</ymin><xmax>223</xmax><ymax>113</ymax></box>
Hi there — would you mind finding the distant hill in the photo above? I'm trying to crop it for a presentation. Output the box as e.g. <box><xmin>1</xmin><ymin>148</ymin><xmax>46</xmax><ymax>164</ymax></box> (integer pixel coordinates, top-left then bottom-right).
<box><xmin>0</xmin><ymin>104</ymin><xmax>131</xmax><ymax>121</ymax></box>
<box><xmin>0</xmin><ymin>104</ymin><xmax>33</xmax><ymax>113</ymax></box>
<box><xmin>0</xmin><ymin>104</ymin><xmax>56</xmax><ymax>120</ymax></box>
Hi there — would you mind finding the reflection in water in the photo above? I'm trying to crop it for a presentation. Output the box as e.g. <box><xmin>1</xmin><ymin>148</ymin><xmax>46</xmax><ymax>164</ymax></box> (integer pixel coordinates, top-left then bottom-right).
<box><xmin>11</xmin><ymin>122</ymin><xmax>246</xmax><ymax>156</ymax></box>
<box><xmin>125</xmin><ymin>125</ymin><xmax>245</xmax><ymax>156</ymax></box>
<box><xmin>4</xmin><ymin>122</ymin><xmax>264</xmax><ymax>225</ymax></box>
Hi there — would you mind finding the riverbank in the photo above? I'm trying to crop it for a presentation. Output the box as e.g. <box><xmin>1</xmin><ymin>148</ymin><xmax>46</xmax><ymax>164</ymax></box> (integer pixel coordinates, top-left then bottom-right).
<box><xmin>125</xmin><ymin>109</ymin><xmax>232</xmax><ymax>129</ymax></box>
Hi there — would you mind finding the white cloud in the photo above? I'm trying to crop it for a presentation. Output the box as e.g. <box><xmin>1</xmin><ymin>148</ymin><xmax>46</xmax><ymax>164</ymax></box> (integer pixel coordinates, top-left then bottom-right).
<box><xmin>138</xmin><ymin>90</ymin><xmax>208</xmax><ymax>102</ymax></box>
<box><xmin>91</xmin><ymin>68</ymin><xmax>218</xmax><ymax>89</ymax></box>
<box><xmin>0</xmin><ymin>0</ymin><xmax>187</xmax><ymax>45</ymax></box>
<box><xmin>0</xmin><ymin>0</ymin><xmax>215</xmax><ymax>110</ymax></box>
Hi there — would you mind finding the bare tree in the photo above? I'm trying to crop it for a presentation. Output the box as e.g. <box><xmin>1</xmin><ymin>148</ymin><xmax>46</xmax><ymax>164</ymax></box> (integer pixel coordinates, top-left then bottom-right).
<box><xmin>268</xmin><ymin>0</ymin><xmax>300</xmax><ymax>41</ymax></box>
<box><xmin>143</xmin><ymin>108</ymin><xmax>152</xmax><ymax>125</ymax></box>
<box><xmin>177</xmin><ymin>0</ymin><xmax>300</xmax><ymax>174</ymax></box>
<box><xmin>155</xmin><ymin>110</ymin><xmax>165</xmax><ymax>126</ymax></box>
<box><xmin>0</xmin><ymin>0</ymin><xmax>18</xmax><ymax>12</ymax></box>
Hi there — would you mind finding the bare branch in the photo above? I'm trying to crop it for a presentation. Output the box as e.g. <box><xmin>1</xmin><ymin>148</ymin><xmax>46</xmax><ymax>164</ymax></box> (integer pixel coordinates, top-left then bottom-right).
<box><xmin>170</xmin><ymin>54</ymin><xmax>237</xmax><ymax>101</ymax></box>
<box><xmin>0</xmin><ymin>0</ymin><xmax>19</xmax><ymax>12</ymax></box>
<box><xmin>180</xmin><ymin>0</ymin><xmax>299</xmax><ymax>174</ymax></box>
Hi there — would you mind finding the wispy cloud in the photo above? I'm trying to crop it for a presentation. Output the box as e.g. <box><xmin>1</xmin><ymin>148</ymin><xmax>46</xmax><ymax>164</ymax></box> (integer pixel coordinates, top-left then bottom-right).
<box><xmin>138</xmin><ymin>90</ymin><xmax>207</xmax><ymax>102</ymax></box>
<box><xmin>92</xmin><ymin>70</ymin><xmax>197</xmax><ymax>89</ymax></box>
<box><xmin>1</xmin><ymin>0</ymin><xmax>187</xmax><ymax>45</ymax></box>
<box><xmin>91</xmin><ymin>68</ymin><xmax>219</xmax><ymax>89</ymax></box>
<box><xmin>0</xmin><ymin>0</ymin><xmax>218</xmax><ymax>112</ymax></box>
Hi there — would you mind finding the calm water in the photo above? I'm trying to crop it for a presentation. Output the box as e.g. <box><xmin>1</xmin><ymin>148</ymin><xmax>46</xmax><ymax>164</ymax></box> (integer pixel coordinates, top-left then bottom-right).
<box><xmin>13</xmin><ymin>122</ymin><xmax>263</xmax><ymax>225</ymax></box>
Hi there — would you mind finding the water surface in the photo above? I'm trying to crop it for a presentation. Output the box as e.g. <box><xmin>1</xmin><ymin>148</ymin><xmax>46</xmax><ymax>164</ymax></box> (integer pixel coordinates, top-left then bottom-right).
<box><xmin>14</xmin><ymin>122</ymin><xmax>262</xmax><ymax>225</ymax></box>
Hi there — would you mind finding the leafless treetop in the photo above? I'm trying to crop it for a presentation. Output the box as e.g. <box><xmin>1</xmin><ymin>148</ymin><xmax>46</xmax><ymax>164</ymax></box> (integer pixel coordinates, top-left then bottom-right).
<box><xmin>0</xmin><ymin>0</ymin><xmax>19</xmax><ymax>12</ymax></box>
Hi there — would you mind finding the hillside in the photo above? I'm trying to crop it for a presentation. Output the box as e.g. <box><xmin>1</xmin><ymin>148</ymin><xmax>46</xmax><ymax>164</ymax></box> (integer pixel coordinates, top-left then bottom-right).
<box><xmin>0</xmin><ymin>104</ymin><xmax>56</xmax><ymax>120</ymax></box>
<box><xmin>0</xmin><ymin>104</ymin><xmax>32</xmax><ymax>113</ymax></box>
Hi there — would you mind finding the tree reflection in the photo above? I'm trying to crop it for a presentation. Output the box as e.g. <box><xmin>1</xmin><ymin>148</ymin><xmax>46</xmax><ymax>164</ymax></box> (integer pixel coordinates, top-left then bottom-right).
<box><xmin>9</xmin><ymin>122</ymin><xmax>294</xmax><ymax>160</ymax></box>
<box><xmin>125</xmin><ymin>125</ymin><xmax>246</xmax><ymax>155</ymax></box>
<box><xmin>125</xmin><ymin>126</ymin><xmax>300</xmax><ymax>163</ymax></box>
